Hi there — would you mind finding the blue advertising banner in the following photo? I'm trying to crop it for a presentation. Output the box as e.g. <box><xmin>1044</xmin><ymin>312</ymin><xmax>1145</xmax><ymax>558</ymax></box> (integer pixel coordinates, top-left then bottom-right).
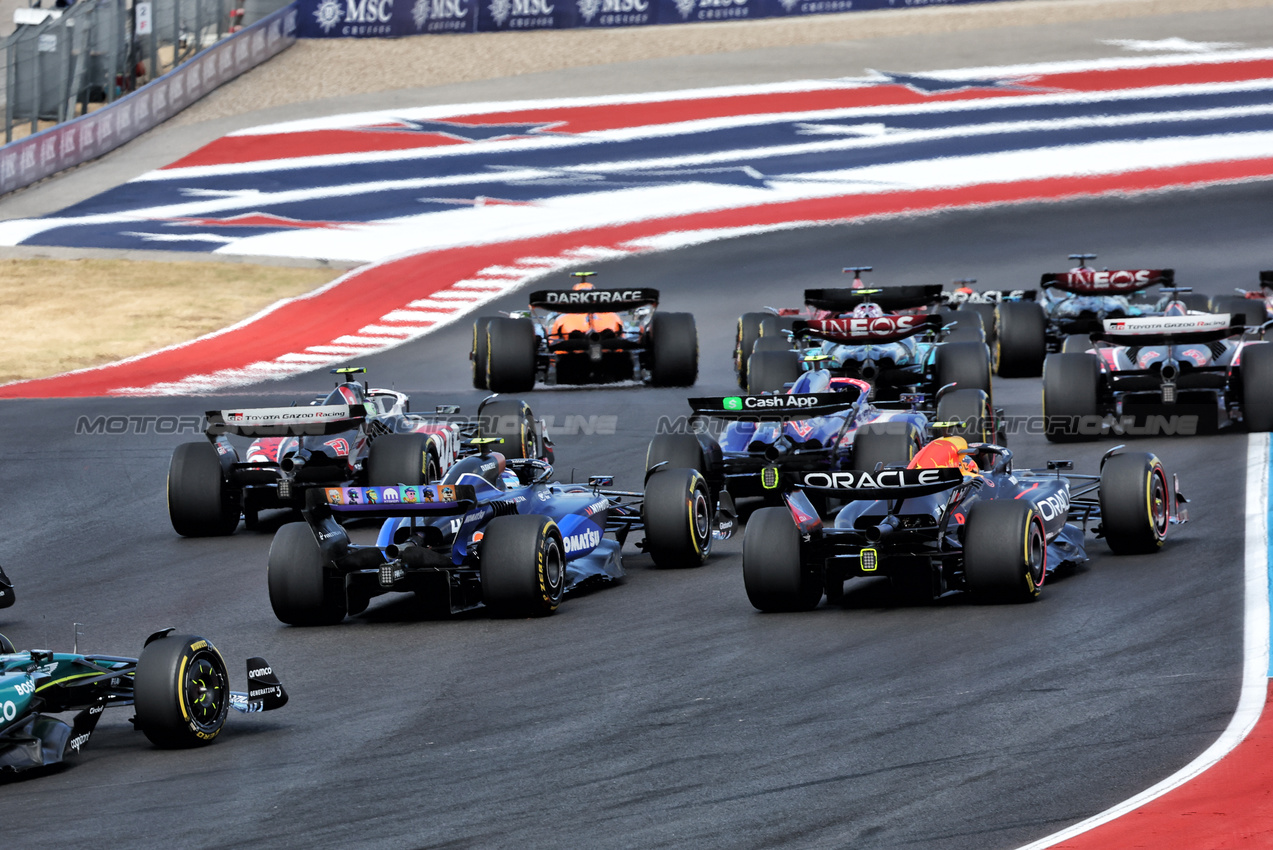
<box><xmin>654</xmin><ymin>0</ymin><xmax>761</xmax><ymax>24</ymax></box>
<box><xmin>475</xmin><ymin>0</ymin><xmax>576</xmax><ymax>32</ymax></box>
<box><xmin>575</xmin><ymin>0</ymin><xmax>655</xmax><ymax>28</ymax></box>
<box><xmin>302</xmin><ymin>0</ymin><xmax>477</xmax><ymax>35</ymax></box>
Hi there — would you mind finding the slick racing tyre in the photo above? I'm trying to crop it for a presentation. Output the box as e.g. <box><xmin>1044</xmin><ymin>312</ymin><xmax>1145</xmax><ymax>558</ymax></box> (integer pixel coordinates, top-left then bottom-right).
<box><xmin>471</xmin><ymin>316</ymin><xmax>496</xmax><ymax>390</ymax></box>
<box><xmin>1241</xmin><ymin>343</ymin><xmax>1273</xmax><ymax>432</ymax></box>
<box><xmin>1061</xmin><ymin>335</ymin><xmax>1091</xmax><ymax>354</ymax></box>
<box><xmin>743</xmin><ymin>506</ymin><xmax>821</xmax><ymax>612</ymax></box>
<box><xmin>747</xmin><ymin>349</ymin><xmax>801</xmax><ymax>395</ymax></box>
<box><xmin>1042</xmin><ymin>353</ymin><xmax>1101</xmax><ymax>443</ymax></box>
<box><xmin>957</xmin><ymin>301</ymin><xmax>998</xmax><ymax>344</ymax></box>
<box><xmin>1099</xmin><ymin>452</ymin><xmax>1170</xmax><ymax>555</ymax></box>
<box><xmin>167</xmin><ymin>441</ymin><xmax>240</xmax><ymax>537</ymax></box>
<box><xmin>486</xmin><ymin>317</ymin><xmax>538</xmax><ymax>393</ymax></box>
<box><xmin>963</xmin><ymin>500</ymin><xmax>1045</xmax><ymax>602</ymax></box>
<box><xmin>135</xmin><ymin>634</ymin><xmax>230</xmax><ymax>748</ymax></box>
<box><xmin>1211</xmin><ymin>295</ymin><xmax>1268</xmax><ymax>328</ymax></box>
<box><xmin>851</xmin><ymin>421</ymin><xmax>922</xmax><ymax>472</ymax></box>
<box><xmin>935</xmin><ymin>388</ymin><xmax>994</xmax><ymax>444</ymax></box>
<box><xmin>941</xmin><ymin>312</ymin><xmax>985</xmax><ymax>343</ymax></box>
<box><xmin>1176</xmin><ymin>292</ymin><xmax>1211</xmax><ymax>313</ymax></box>
<box><xmin>642</xmin><ymin>467</ymin><xmax>713</xmax><ymax>568</ymax></box>
<box><xmin>649</xmin><ymin>312</ymin><xmax>699</xmax><ymax>387</ymax></box>
<box><xmin>994</xmin><ymin>301</ymin><xmax>1047</xmax><ymax>377</ymax></box>
<box><xmin>752</xmin><ymin>336</ymin><xmax>792</xmax><ymax>354</ymax></box>
<box><xmin>479</xmin><ymin>398</ymin><xmax>538</xmax><ymax>460</ymax></box>
<box><xmin>933</xmin><ymin>341</ymin><xmax>993</xmax><ymax>399</ymax></box>
<box><xmin>268</xmin><ymin>522</ymin><xmax>348</xmax><ymax>626</ymax></box>
<box><xmin>735</xmin><ymin>312</ymin><xmax>776</xmax><ymax>390</ymax></box>
<box><xmin>481</xmin><ymin>514</ymin><xmax>566</xmax><ymax>616</ymax></box>
<box><xmin>366</xmin><ymin>433</ymin><xmax>436</xmax><ymax>486</ymax></box>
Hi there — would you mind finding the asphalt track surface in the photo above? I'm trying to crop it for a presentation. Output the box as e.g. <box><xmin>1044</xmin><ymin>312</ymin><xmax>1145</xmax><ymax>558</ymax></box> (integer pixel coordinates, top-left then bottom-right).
<box><xmin>0</xmin><ymin>178</ymin><xmax>1263</xmax><ymax>847</ymax></box>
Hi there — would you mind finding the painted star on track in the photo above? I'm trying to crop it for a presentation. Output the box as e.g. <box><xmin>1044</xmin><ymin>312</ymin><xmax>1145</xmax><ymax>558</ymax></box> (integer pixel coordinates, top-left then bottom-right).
<box><xmin>376</xmin><ymin>119</ymin><xmax>564</xmax><ymax>142</ymax></box>
<box><xmin>1103</xmin><ymin>37</ymin><xmax>1243</xmax><ymax>53</ymax></box>
<box><xmin>858</xmin><ymin>70</ymin><xmax>1048</xmax><ymax>95</ymax></box>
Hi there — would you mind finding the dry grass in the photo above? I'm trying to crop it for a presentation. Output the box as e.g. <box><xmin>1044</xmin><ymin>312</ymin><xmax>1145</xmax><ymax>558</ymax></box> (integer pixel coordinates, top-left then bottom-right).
<box><xmin>0</xmin><ymin>259</ymin><xmax>341</xmax><ymax>383</ymax></box>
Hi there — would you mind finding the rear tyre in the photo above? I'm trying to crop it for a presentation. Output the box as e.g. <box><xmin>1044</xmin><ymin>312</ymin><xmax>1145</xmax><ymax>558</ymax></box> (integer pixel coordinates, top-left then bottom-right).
<box><xmin>642</xmin><ymin>468</ymin><xmax>713</xmax><ymax>568</ymax></box>
<box><xmin>366</xmin><ymin>433</ymin><xmax>434</xmax><ymax>485</ymax></box>
<box><xmin>268</xmin><ymin>522</ymin><xmax>347</xmax><ymax>626</ymax></box>
<box><xmin>743</xmin><ymin>506</ymin><xmax>820</xmax><ymax>611</ymax></box>
<box><xmin>963</xmin><ymin>500</ymin><xmax>1045</xmax><ymax>602</ymax></box>
<box><xmin>168</xmin><ymin>442</ymin><xmax>240</xmax><ymax>537</ymax></box>
<box><xmin>851</xmin><ymin>421</ymin><xmax>921</xmax><ymax>471</ymax></box>
<box><xmin>747</xmin><ymin>349</ymin><xmax>802</xmax><ymax>394</ymax></box>
<box><xmin>481</xmin><ymin>515</ymin><xmax>565</xmax><ymax>616</ymax></box>
<box><xmin>1242</xmin><ymin>343</ymin><xmax>1273</xmax><ymax>432</ymax></box>
<box><xmin>752</xmin><ymin>336</ymin><xmax>791</xmax><ymax>354</ymax></box>
<box><xmin>735</xmin><ymin>312</ymin><xmax>775</xmax><ymax>389</ymax></box>
<box><xmin>471</xmin><ymin>316</ymin><xmax>495</xmax><ymax>390</ymax></box>
<box><xmin>1061</xmin><ymin>335</ymin><xmax>1091</xmax><ymax>355</ymax></box>
<box><xmin>942</xmin><ymin>312</ymin><xmax>985</xmax><ymax>343</ymax></box>
<box><xmin>935</xmin><ymin>388</ymin><xmax>993</xmax><ymax>443</ymax></box>
<box><xmin>1211</xmin><ymin>295</ymin><xmax>1268</xmax><ymax>328</ymax></box>
<box><xmin>486</xmin><ymin>317</ymin><xmax>537</xmax><ymax>393</ymax></box>
<box><xmin>135</xmin><ymin>634</ymin><xmax>230</xmax><ymax>748</ymax></box>
<box><xmin>478</xmin><ymin>398</ymin><xmax>537</xmax><ymax>459</ymax></box>
<box><xmin>994</xmin><ymin>301</ymin><xmax>1047</xmax><ymax>377</ymax></box>
<box><xmin>1042</xmin><ymin>353</ymin><xmax>1101</xmax><ymax>443</ymax></box>
<box><xmin>1176</xmin><ymin>292</ymin><xmax>1211</xmax><ymax>312</ymax></box>
<box><xmin>1099</xmin><ymin>452</ymin><xmax>1170</xmax><ymax>555</ymax></box>
<box><xmin>649</xmin><ymin>312</ymin><xmax>699</xmax><ymax>387</ymax></box>
<box><xmin>934</xmin><ymin>341</ymin><xmax>992</xmax><ymax>398</ymax></box>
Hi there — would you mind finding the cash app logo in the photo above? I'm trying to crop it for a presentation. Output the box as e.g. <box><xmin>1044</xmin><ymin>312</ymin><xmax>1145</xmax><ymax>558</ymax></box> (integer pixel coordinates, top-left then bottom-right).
<box><xmin>724</xmin><ymin>397</ymin><xmax>743</xmax><ymax>411</ymax></box>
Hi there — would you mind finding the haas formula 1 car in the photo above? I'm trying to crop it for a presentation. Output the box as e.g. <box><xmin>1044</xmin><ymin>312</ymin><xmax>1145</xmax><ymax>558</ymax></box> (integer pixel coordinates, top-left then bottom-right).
<box><xmin>1042</xmin><ymin>305</ymin><xmax>1273</xmax><ymax>441</ymax></box>
<box><xmin>472</xmin><ymin>272</ymin><xmax>698</xmax><ymax>392</ymax></box>
<box><xmin>167</xmin><ymin>368</ymin><xmax>549</xmax><ymax>536</ymax></box>
<box><xmin>267</xmin><ymin>450</ymin><xmax>729</xmax><ymax>624</ymax></box>
<box><xmin>0</xmin><ymin>629</ymin><xmax>286</xmax><ymax>773</ymax></box>
<box><xmin>742</xmin><ymin>437</ymin><xmax>1184</xmax><ymax>611</ymax></box>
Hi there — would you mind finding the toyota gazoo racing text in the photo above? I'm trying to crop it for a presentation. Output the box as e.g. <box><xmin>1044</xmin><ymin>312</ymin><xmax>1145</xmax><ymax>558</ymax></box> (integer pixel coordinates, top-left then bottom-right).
<box><xmin>472</xmin><ymin>271</ymin><xmax>698</xmax><ymax>392</ymax></box>
<box><xmin>167</xmin><ymin>366</ymin><xmax>551</xmax><ymax>536</ymax></box>
<box><xmin>266</xmin><ymin>445</ymin><xmax>729</xmax><ymax>625</ymax></box>
<box><xmin>0</xmin><ymin>628</ymin><xmax>286</xmax><ymax>773</ymax></box>
<box><xmin>741</xmin><ymin>435</ymin><xmax>1186</xmax><ymax>611</ymax></box>
<box><xmin>1042</xmin><ymin>299</ymin><xmax>1273</xmax><ymax>440</ymax></box>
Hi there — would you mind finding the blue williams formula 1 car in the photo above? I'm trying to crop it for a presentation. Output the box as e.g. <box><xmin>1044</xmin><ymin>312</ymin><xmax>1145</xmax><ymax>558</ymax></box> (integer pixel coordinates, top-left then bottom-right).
<box><xmin>266</xmin><ymin>452</ymin><xmax>722</xmax><ymax>624</ymax></box>
<box><xmin>741</xmin><ymin>437</ymin><xmax>1185</xmax><ymax>611</ymax></box>
<box><xmin>0</xmin><ymin>629</ymin><xmax>287</xmax><ymax>773</ymax></box>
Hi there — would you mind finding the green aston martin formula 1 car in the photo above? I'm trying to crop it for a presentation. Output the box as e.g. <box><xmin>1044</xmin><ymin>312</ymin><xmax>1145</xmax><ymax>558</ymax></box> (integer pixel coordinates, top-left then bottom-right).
<box><xmin>0</xmin><ymin>628</ymin><xmax>286</xmax><ymax>773</ymax></box>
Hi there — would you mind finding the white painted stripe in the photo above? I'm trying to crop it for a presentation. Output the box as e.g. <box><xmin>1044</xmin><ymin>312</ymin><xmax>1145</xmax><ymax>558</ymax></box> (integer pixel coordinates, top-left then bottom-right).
<box><xmin>451</xmin><ymin>279</ymin><xmax>521</xmax><ymax>290</ymax></box>
<box><xmin>332</xmin><ymin>334</ymin><xmax>410</xmax><ymax>345</ymax></box>
<box><xmin>476</xmin><ymin>265</ymin><xmax>536</xmax><ymax>277</ymax></box>
<box><xmin>304</xmin><ymin>345</ymin><xmax>378</xmax><ymax>355</ymax></box>
<box><xmin>357</xmin><ymin>324</ymin><xmax>427</xmax><ymax>337</ymax></box>
<box><xmin>275</xmin><ymin>352</ymin><xmax>341</xmax><ymax>363</ymax></box>
<box><xmin>1015</xmin><ymin>433</ymin><xmax>1271</xmax><ymax>849</ymax></box>
<box><xmin>379</xmin><ymin>309</ymin><xmax>453</xmax><ymax>322</ymax></box>
<box><xmin>408</xmin><ymin>292</ymin><xmax>482</xmax><ymax>301</ymax></box>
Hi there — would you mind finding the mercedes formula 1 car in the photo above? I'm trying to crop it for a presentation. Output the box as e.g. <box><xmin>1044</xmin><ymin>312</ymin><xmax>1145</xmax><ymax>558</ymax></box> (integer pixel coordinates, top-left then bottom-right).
<box><xmin>167</xmin><ymin>368</ymin><xmax>549</xmax><ymax>536</ymax></box>
<box><xmin>742</xmin><ymin>438</ymin><xmax>1184</xmax><ymax>611</ymax></box>
<box><xmin>0</xmin><ymin>629</ymin><xmax>286</xmax><ymax>773</ymax></box>
<box><xmin>1042</xmin><ymin>306</ymin><xmax>1273</xmax><ymax>440</ymax></box>
<box><xmin>472</xmin><ymin>271</ymin><xmax>698</xmax><ymax>392</ymax></box>
<box><xmin>267</xmin><ymin>450</ymin><xmax>728</xmax><ymax>625</ymax></box>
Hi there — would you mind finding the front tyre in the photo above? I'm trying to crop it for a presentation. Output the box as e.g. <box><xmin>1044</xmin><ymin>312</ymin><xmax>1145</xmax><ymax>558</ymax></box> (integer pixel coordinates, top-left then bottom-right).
<box><xmin>963</xmin><ymin>500</ymin><xmax>1045</xmax><ymax>602</ymax></box>
<box><xmin>743</xmin><ymin>506</ymin><xmax>820</xmax><ymax>611</ymax></box>
<box><xmin>747</xmin><ymin>348</ymin><xmax>802</xmax><ymax>395</ymax></box>
<box><xmin>168</xmin><ymin>442</ymin><xmax>240</xmax><ymax>537</ymax></box>
<box><xmin>366</xmin><ymin>433</ymin><xmax>435</xmax><ymax>486</ymax></box>
<box><xmin>481</xmin><ymin>514</ymin><xmax>566</xmax><ymax>616</ymax></box>
<box><xmin>933</xmin><ymin>341</ymin><xmax>992</xmax><ymax>398</ymax></box>
<box><xmin>135</xmin><ymin>634</ymin><xmax>230</xmax><ymax>748</ymax></box>
<box><xmin>649</xmin><ymin>312</ymin><xmax>699</xmax><ymax>387</ymax></box>
<box><xmin>478</xmin><ymin>398</ymin><xmax>538</xmax><ymax>460</ymax></box>
<box><xmin>1241</xmin><ymin>342</ymin><xmax>1273</xmax><ymax>432</ymax></box>
<box><xmin>486</xmin><ymin>317</ymin><xmax>538</xmax><ymax>393</ymax></box>
<box><xmin>735</xmin><ymin>312</ymin><xmax>775</xmax><ymax>389</ymax></box>
<box><xmin>994</xmin><ymin>301</ymin><xmax>1047</xmax><ymax>377</ymax></box>
<box><xmin>268</xmin><ymin>522</ymin><xmax>347</xmax><ymax>625</ymax></box>
<box><xmin>471</xmin><ymin>316</ymin><xmax>496</xmax><ymax>390</ymax></box>
<box><xmin>642</xmin><ymin>468</ymin><xmax>713</xmax><ymax>568</ymax></box>
<box><xmin>1099</xmin><ymin>452</ymin><xmax>1170</xmax><ymax>555</ymax></box>
<box><xmin>1042</xmin><ymin>353</ymin><xmax>1101</xmax><ymax>443</ymax></box>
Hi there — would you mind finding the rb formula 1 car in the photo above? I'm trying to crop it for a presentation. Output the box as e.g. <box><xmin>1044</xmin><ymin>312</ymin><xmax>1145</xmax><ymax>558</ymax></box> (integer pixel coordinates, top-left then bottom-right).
<box><xmin>1042</xmin><ymin>306</ymin><xmax>1273</xmax><ymax>440</ymax></box>
<box><xmin>472</xmin><ymin>272</ymin><xmax>698</xmax><ymax>391</ymax></box>
<box><xmin>0</xmin><ymin>629</ymin><xmax>286</xmax><ymax>773</ymax></box>
<box><xmin>267</xmin><ymin>451</ymin><xmax>727</xmax><ymax>625</ymax></box>
<box><xmin>1207</xmin><ymin>270</ymin><xmax>1273</xmax><ymax>326</ymax></box>
<box><xmin>742</xmin><ymin>438</ymin><xmax>1184</xmax><ymax>611</ymax></box>
<box><xmin>168</xmin><ymin>368</ymin><xmax>548</xmax><ymax>536</ymax></box>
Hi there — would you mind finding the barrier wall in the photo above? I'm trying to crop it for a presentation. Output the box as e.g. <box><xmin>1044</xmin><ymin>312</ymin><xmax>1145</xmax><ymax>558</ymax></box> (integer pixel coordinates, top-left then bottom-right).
<box><xmin>0</xmin><ymin>3</ymin><xmax>298</xmax><ymax>197</ymax></box>
<box><xmin>300</xmin><ymin>0</ymin><xmax>1002</xmax><ymax>38</ymax></box>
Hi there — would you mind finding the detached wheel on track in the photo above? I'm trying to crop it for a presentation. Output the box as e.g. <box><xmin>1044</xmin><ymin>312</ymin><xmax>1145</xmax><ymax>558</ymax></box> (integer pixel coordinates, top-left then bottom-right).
<box><xmin>481</xmin><ymin>514</ymin><xmax>566</xmax><ymax>616</ymax></box>
<box><xmin>649</xmin><ymin>312</ymin><xmax>699</xmax><ymax>387</ymax></box>
<box><xmin>366</xmin><ymin>433</ymin><xmax>435</xmax><ymax>485</ymax></box>
<box><xmin>1099</xmin><ymin>452</ymin><xmax>1170</xmax><ymax>555</ymax></box>
<box><xmin>168</xmin><ymin>441</ymin><xmax>240</xmax><ymax>537</ymax></box>
<box><xmin>135</xmin><ymin>634</ymin><xmax>230</xmax><ymax>748</ymax></box>
<box><xmin>642</xmin><ymin>467</ymin><xmax>713</xmax><ymax>568</ymax></box>
<box><xmin>1242</xmin><ymin>343</ymin><xmax>1273</xmax><ymax>432</ymax></box>
<box><xmin>743</xmin><ymin>506</ymin><xmax>820</xmax><ymax>612</ymax></box>
<box><xmin>486</xmin><ymin>317</ymin><xmax>537</xmax><ymax>393</ymax></box>
<box><xmin>963</xmin><ymin>499</ymin><xmax>1044</xmax><ymax>602</ymax></box>
<box><xmin>268</xmin><ymin>522</ymin><xmax>347</xmax><ymax>626</ymax></box>
<box><xmin>1042</xmin><ymin>353</ymin><xmax>1101</xmax><ymax>443</ymax></box>
<box><xmin>471</xmin><ymin>316</ymin><xmax>496</xmax><ymax>390</ymax></box>
<box><xmin>994</xmin><ymin>301</ymin><xmax>1047</xmax><ymax>377</ymax></box>
<box><xmin>748</xmin><ymin>349</ymin><xmax>801</xmax><ymax>395</ymax></box>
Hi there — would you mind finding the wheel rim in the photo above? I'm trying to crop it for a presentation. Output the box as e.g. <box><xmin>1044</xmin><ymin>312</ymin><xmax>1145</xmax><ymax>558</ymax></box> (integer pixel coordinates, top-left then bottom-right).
<box><xmin>691</xmin><ymin>487</ymin><xmax>711</xmax><ymax>554</ymax></box>
<box><xmin>1149</xmin><ymin>467</ymin><xmax>1169</xmax><ymax>539</ymax></box>
<box><xmin>1026</xmin><ymin>517</ymin><xmax>1046</xmax><ymax>592</ymax></box>
<box><xmin>184</xmin><ymin>653</ymin><xmax>227</xmax><ymax>733</ymax></box>
<box><xmin>543</xmin><ymin>537</ymin><xmax>564</xmax><ymax>598</ymax></box>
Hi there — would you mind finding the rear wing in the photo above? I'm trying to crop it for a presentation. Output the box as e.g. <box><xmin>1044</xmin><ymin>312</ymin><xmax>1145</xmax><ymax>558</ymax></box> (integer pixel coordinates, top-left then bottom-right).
<box><xmin>938</xmin><ymin>289</ymin><xmax>1037</xmax><ymax>305</ymax></box>
<box><xmin>804</xmin><ymin>285</ymin><xmax>944</xmax><ymax>312</ymax></box>
<box><xmin>1092</xmin><ymin>314</ymin><xmax>1242</xmax><ymax>346</ymax></box>
<box><xmin>795</xmin><ymin>313</ymin><xmax>942</xmax><ymax>344</ymax></box>
<box><xmin>528</xmin><ymin>288</ymin><xmax>659</xmax><ymax>312</ymax></box>
<box><xmin>797</xmin><ymin>466</ymin><xmax>965</xmax><ymax>499</ymax></box>
<box><xmin>1040</xmin><ymin>269</ymin><xmax>1173</xmax><ymax>295</ymax></box>
<box><xmin>311</xmin><ymin>484</ymin><xmax>478</xmax><ymax>517</ymax></box>
<box><xmin>689</xmin><ymin>392</ymin><xmax>861</xmax><ymax>420</ymax></box>
<box><xmin>206</xmin><ymin>404</ymin><xmax>365</xmax><ymax>437</ymax></box>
